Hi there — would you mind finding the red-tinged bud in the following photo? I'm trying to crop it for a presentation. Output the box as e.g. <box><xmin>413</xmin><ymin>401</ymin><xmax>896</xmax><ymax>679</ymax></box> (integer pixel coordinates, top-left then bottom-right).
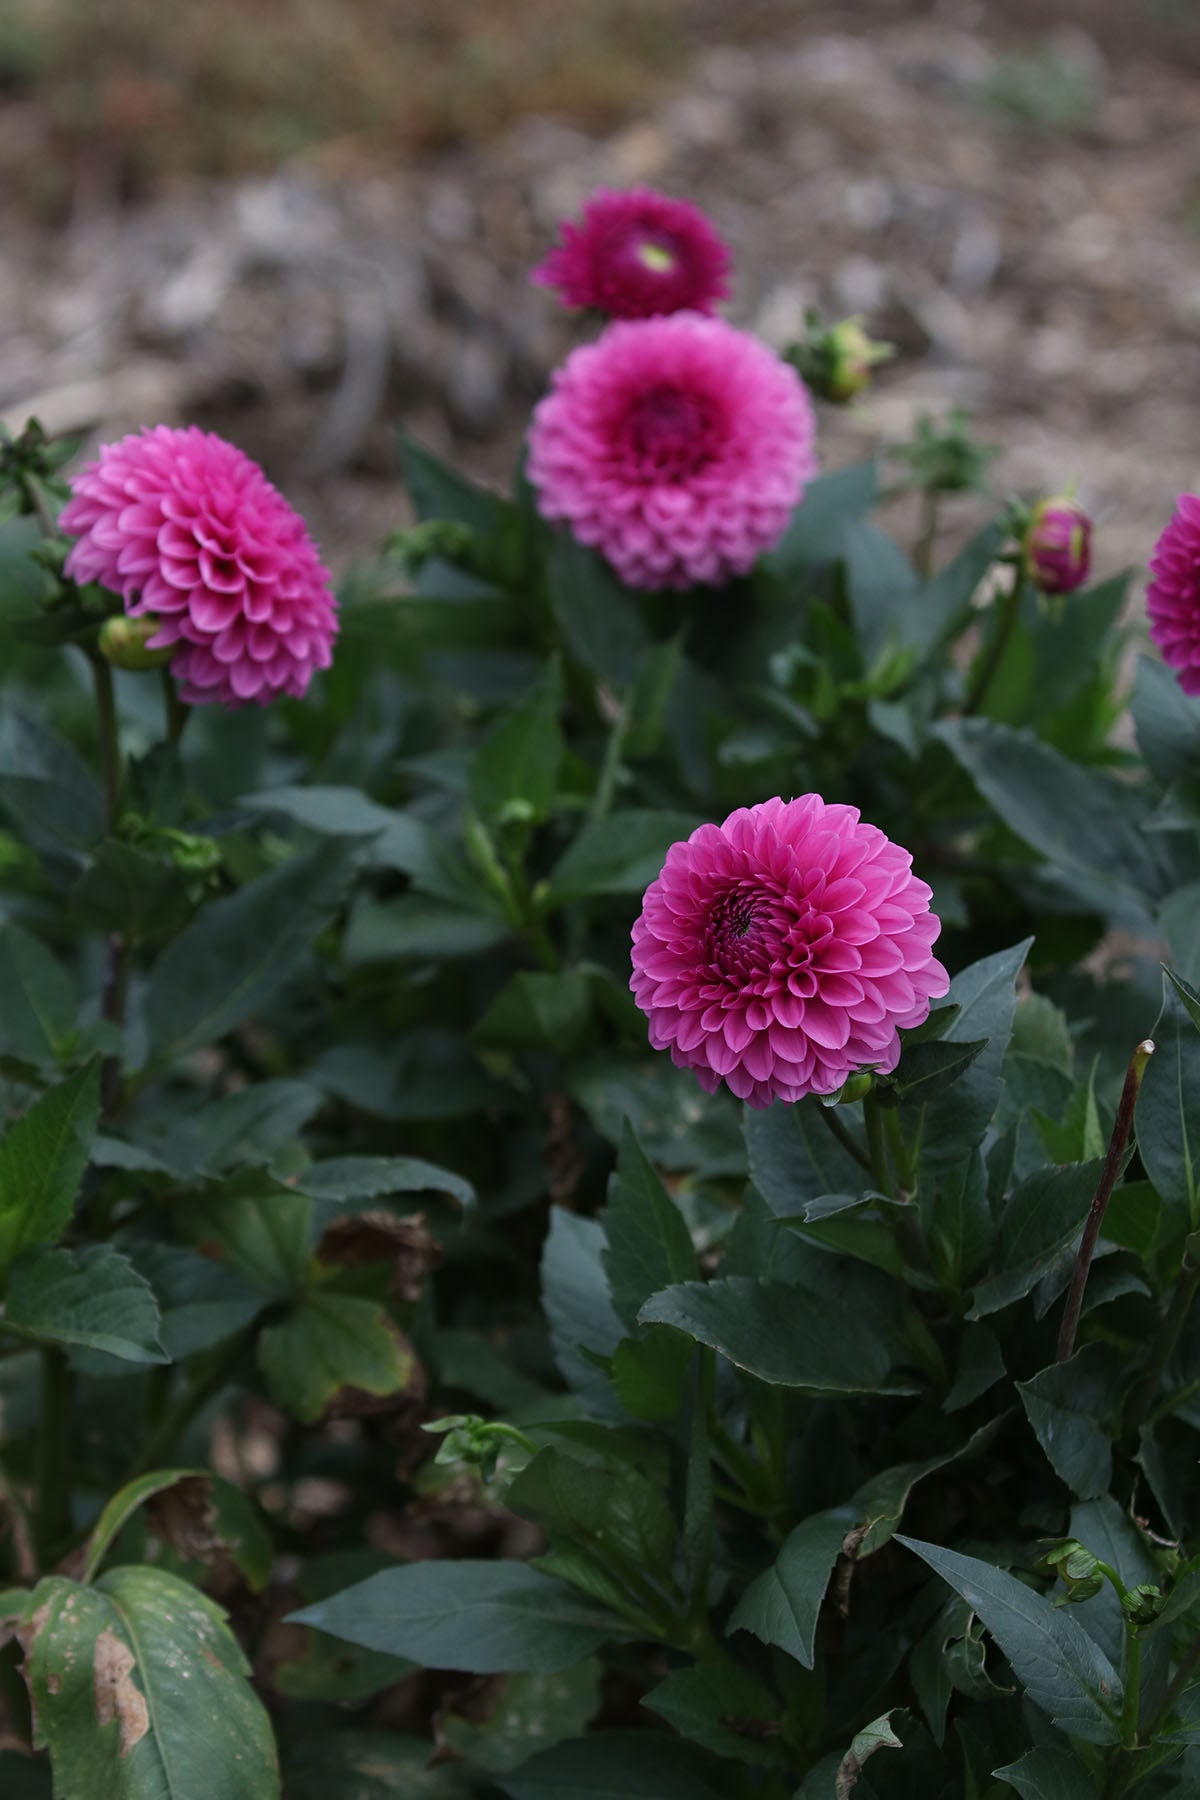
<box><xmin>1024</xmin><ymin>495</ymin><xmax>1092</xmax><ymax>595</ymax></box>
<box><xmin>98</xmin><ymin>613</ymin><xmax>176</xmax><ymax>671</ymax></box>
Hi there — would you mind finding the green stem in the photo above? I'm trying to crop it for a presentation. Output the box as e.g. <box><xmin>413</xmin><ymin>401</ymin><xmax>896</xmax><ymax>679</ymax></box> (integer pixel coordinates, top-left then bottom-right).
<box><xmin>125</xmin><ymin>1333</ymin><xmax>253</xmax><ymax>1480</ymax></box>
<box><xmin>589</xmin><ymin>696</ymin><xmax>630</xmax><ymax>824</ymax></box>
<box><xmin>1120</xmin><ymin>1630</ymin><xmax>1142</xmax><ymax>1747</ymax></box>
<box><xmin>883</xmin><ymin>1107</ymin><xmax>915</xmax><ymax>1197</ymax></box>
<box><xmin>1057</xmin><ymin>1039</ymin><xmax>1154</xmax><ymax>1362</ymax></box>
<box><xmin>915</xmin><ymin>486</ymin><xmax>940</xmax><ymax>577</ymax></box>
<box><xmin>863</xmin><ymin>1092</ymin><xmax>892</xmax><ymax>1197</ymax></box>
<box><xmin>963</xmin><ymin>567</ymin><xmax>1025</xmax><ymax>716</ymax></box>
<box><xmin>35</xmin><ymin>1348</ymin><xmax>74</xmax><ymax>1566</ymax></box>
<box><xmin>88</xmin><ymin>649</ymin><xmax>121</xmax><ymax>832</ymax></box>
<box><xmin>815</xmin><ymin>1101</ymin><xmax>873</xmax><ymax>1176</ymax></box>
<box><xmin>1126</xmin><ymin>1260</ymin><xmax>1200</xmax><ymax>1438</ymax></box>
<box><xmin>161</xmin><ymin>667</ymin><xmax>191</xmax><ymax>747</ymax></box>
<box><xmin>684</xmin><ymin>1347</ymin><xmax>715</xmax><ymax>1626</ymax></box>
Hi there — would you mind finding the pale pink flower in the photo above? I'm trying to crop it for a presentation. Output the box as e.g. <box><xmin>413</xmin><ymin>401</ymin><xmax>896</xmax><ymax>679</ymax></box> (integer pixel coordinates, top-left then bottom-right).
<box><xmin>61</xmin><ymin>425</ymin><xmax>337</xmax><ymax>707</ymax></box>
<box><xmin>527</xmin><ymin>314</ymin><xmax>816</xmax><ymax>590</ymax></box>
<box><xmin>630</xmin><ymin>797</ymin><xmax>949</xmax><ymax>1108</ymax></box>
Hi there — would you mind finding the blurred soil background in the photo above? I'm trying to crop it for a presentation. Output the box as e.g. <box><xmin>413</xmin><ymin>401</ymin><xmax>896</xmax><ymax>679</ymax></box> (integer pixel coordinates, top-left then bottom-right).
<box><xmin>1</xmin><ymin>0</ymin><xmax>1198</xmax><ymax>587</ymax></box>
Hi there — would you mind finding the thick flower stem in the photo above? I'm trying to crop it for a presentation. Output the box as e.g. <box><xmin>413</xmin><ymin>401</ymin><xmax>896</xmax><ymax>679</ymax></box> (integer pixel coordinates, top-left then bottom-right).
<box><xmin>963</xmin><ymin>568</ymin><xmax>1025</xmax><ymax>716</ymax></box>
<box><xmin>1056</xmin><ymin>1039</ymin><xmax>1154</xmax><ymax>1363</ymax></box>
<box><xmin>125</xmin><ymin>1331</ymin><xmax>254</xmax><ymax>1480</ymax></box>
<box><xmin>816</xmin><ymin>1102</ymin><xmax>873</xmax><ymax>1176</ymax></box>
<box><xmin>863</xmin><ymin>1092</ymin><xmax>893</xmax><ymax>1198</ymax></box>
<box><xmin>161</xmin><ymin>667</ymin><xmax>190</xmax><ymax>747</ymax></box>
<box><xmin>88</xmin><ymin>647</ymin><xmax>129</xmax><ymax>1113</ymax></box>
<box><xmin>588</xmin><ymin>694</ymin><xmax>629</xmax><ymax>824</ymax></box>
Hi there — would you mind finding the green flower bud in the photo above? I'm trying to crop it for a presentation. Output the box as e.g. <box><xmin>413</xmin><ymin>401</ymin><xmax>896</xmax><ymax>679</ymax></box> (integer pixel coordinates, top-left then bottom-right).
<box><xmin>98</xmin><ymin>614</ymin><xmax>176</xmax><ymax>671</ymax></box>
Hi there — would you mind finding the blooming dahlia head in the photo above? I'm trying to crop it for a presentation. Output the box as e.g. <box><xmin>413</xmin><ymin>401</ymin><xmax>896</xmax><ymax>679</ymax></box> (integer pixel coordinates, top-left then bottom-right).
<box><xmin>532</xmin><ymin>186</ymin><xmax>731</xmax><ymax>319</ymax></box>
<box><xmin>1147</xmin><ymin>495</ymin><xmax>1200</xmax><ymax>696</ymax></box>
<box><xmin>527</xmin><ymin>313</ymin><xmax>817</xmax><ymax>591</ymax></box>
<box><xmin>61</xmin><ymin>425</ymin><xmax>337</xmax><ymax>707</ymax></box>
<box><xmin>630</xmin><ymin>797</ymin><xmax>949</xmax><ymax>1109</ymax></box>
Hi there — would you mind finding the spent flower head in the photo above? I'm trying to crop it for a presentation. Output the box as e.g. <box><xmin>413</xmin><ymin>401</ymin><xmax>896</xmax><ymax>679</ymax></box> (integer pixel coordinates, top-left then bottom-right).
<box><xmin>533</xmin><ymin>186</ymin><xmax>732</xmax><ymax>319</ymax></box>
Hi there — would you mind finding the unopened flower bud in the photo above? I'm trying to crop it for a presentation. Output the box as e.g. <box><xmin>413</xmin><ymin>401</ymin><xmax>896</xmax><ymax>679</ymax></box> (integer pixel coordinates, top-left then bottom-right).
<box><xmin>1024</xmin><ymin>496</ymin><xmax>1092</xmax><ymax>595</ymax></box>
<box><xmin>98</xmin><ymin>613</ymin><xmax>176</xmax><ymax>671</ymax></box>
<box><xmin>786</xmin><ymin>312</ymin><xmax>894</xmax><ymax>404</ymax></box>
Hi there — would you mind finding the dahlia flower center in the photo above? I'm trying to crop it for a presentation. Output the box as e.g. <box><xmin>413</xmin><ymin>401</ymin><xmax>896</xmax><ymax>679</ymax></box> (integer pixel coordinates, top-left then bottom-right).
<box><xmin>634</xmin><ymin>237</ymin><xmax>678</xmax><ymax>274</ymax></box>
<box><xmin>707</xmin><ymin>885</ymin><xmax>791</xmax><ymax>984</ymax></box>
<box><xmin>621</xmin><ymin>384</ymin><xmax>720</xmax><ymax>480</ymax></box>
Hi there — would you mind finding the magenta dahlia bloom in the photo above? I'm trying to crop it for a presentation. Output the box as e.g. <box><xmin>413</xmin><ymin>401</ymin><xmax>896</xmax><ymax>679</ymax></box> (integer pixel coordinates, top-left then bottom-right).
<box><xmin>532</xmin><ymin>186</ymin><xmax>731</xmax><ymax>319</ymax></box>
<box><xmin>1147</xmin><ymin>496</ymin><xmax>1200</xmax><ymax>695</ymax></box>
<box><xmin>60</xmin><ymin>425</ymin><xmax>337</xmax><ymax>707</ymax></box>
<box><xmin>630</xmin><ymin>797</ymin><xmax>949</xmax><ymax>1108</ymax></box>
<box><xmin>527</xmin><ymin>314</ymin><xmax>817</xmax><ymax>590</ymax></box>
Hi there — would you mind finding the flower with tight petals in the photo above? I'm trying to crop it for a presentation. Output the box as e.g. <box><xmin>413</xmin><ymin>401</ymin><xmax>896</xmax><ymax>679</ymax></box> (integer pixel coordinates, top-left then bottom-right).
<box><xmin>1147</xmin><ymin>495</ymin><xmax>1200</xmax><ymax>696</ymax></box>
<box><xmin>1024</xmin><ymin>495</ymin><xmax>1092</xmax><ymax>596</ymax></box>
<box><xmin>532</xmin><ymin>186</ymin><xmax>731</xmax><ymax>319</ymax></box>
<box><xmin>61</xmin><ymin>425</ymin><xmax>337</xmax><ymax>707</ymax></box>
<box><xmin>630</xmin><ymin>796</ymin><xmax>949</xmax><ymax>1109</ymax></box>
<box><xmin>527</xmin><ymin>313</ymin><xmax>817</xmax><ymax>591</ymax></box>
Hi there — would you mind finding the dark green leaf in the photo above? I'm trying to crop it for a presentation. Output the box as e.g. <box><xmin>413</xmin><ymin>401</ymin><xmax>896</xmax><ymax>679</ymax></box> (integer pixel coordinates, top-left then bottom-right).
<box><xmin>442</xmin><ymin>1663</ymin><xmax>601</xmax><ymax>1775</ymax></box>
<box><xmin>144</xmin><ymin>841</ymin><xmax>358</xmax><ymax>1060</ymax></box>
<box><xmin>185</xmin><ymin>1191</ymin><xmax>311</xmax><ymax>1297</ymax></box>
<box><xmin>258</xmin><ymin>1292</ymin><xmax>413</xmax><ymax>1423</ymax></box>
<box><xmin>969</xmin><ymin>1159</ymin><xmax>1105</xmax><ymax>1318</ymax></box>
<box><xmin>603</xmin><ymin>1124</ymin><xmax>696</xmax><ymax>1331</ymax></box>
<box><xmin>764</xmin><ymin>461</ymin><xmax>879</xmax><ymax>580</ymax></box>
<box><xmin>284</xmin><ymin>1731</ymin><xmax>472</xmax><ymax>1800</ymax></box>
<box><xmin>609</xmin><ymin>1328</ymin><xmax>693</xmax><ymax>1424</ymax></box>
<box><xmin>909</xmin><ymin>939</ymin><xmax>1032</xmax><ymax>1178</ymax></box>
<box><xmin>474</xmin><ymin>971</ymin><xmax>593</xmax><ymax>1052</ymax></box>
<box><xmin>0</xmin><ymin>711</ymin><xmax>105</xmax><ymax>853</ymax></box>
<box><xmin>19</xmin><ymin>1563</ymin><xmax>279</xmax><ymax>1798</ymax></box>
<box><xmin>548</xmin><ymin>536</ymin><xmax>650</xmax><ymax>688</ymax></box>
<box><xmin>936</xmin><ymin>719</ymin><xmax>1162</xmax><ymax>926</ymax></box>
<box><xmin>0</xmin><ymin>922</ymin><xmax>76</xmax><ymax>1064</ymax></box>
<box><xmin>1137</xmin><ymin>973</ymin><xmax>1200</xmax><ymax>1229</ymax></box>
<box><xmin>401</xmin><ymin>436</ymin><xmax>512</xmax><ymax>537</ymax></box>
<box><xmin>745</xmin><ymin>1099</ymin><xmax>868</xmax><ymax>1216</ymax></box>
<box><xmin>3</xmin><ymin>1245</ymin><xmax>166</xmax><ymax>1364</ymax></box>
<box><xmin>544</xmin><ymin>810</ymin><xmax>703</xmax><ymax>905</ymax></box>
<box><xmin>0</xmin><ymin>1061</ymin><xmax>101</xmax><ymax>1274</ymax></box>
<box><xmin>1017</xmin><ymin>1344</ymin><xmax>1120</xmax><ymax>1498</ymax></box>
<box><xmin>727</xmin><ymin>1505</ymin><xmax>856</xmax><ymax>1667</ymax></box>
<box><xmin>470</xmin><ymin>658</ymin><xmax>564</xmax><ymax>828</ymax></box>
<box><xmin>1132</xmin><ymin>654</ymin><xmax>1200</xmax><ymax>787</ymax></box>
<box><xmin>298</xmin><ymin>1155</ymin><xmax>474</xmax><ymax>1208</ymax></box>
<box><xmin>541</xmin><ymin>1209</ymin><xmax>625</xmax><ymax>1410</ymax></box>
<box><xmin>844</xmin><ymin>521</ymin><xmax>917</xmax><ymax>668</ymax></box>
<box><xmin>507</xmin><ymin>1448</ymin><xmax>676</xmax><ymax>1575</ymax></box>
<box><xmin>343</xmin><ymin>892</ymin><xmax>509</xmax><ymax>963</ymax></box>
<box><xmin>898</xmin><ymin>1536</ymin><xmax>1123</xmax><ymax>1743</ymax></box>
<box><xmin>638</xmin><ymin>1277</ymin><xmax>895</xmax><ymax>1392</ymax></box>
<box><xmin>994</xmin><ymin>1748</ymin><xmax>1101</xmax><ymax>1798</ymax></box>
<box><xmin>500</xmin><ymin>1731</ymin><xmax>727</xmax><ymax>1800</ymax></box>
<box><xmin>643</xmin><ymin>1661</ymin><xmax>785</xmax><ymax>1766</ymax></box>
<box><xmin>289</xmin><ymin>1560</ymin><xmax>632</xmax><ymax>1674</ymax></box>
<box><xmin>884</xmin><ymin>1036</ymin><xmax>988</xmax><ymax>1102</ymax></box>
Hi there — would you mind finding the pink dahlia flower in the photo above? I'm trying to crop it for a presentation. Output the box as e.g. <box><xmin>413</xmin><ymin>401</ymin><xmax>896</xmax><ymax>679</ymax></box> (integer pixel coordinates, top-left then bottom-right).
<box><xmin>527</xmin><ymin>314</ymin><xmax>817</xmax><ymax>590</ymax></box>
<box><xmin>60</xmin><ymin>425</ymin><xmax>337</xmax><ymax>707</ymax></box>
<box><xmin>630</xmin><ymin>796</ymin><xmax>949</xmax><ymax>1108</ymax></box>
<box><xmin>1147</xmin><ymin>495</ymin><xmax>1200</xmax><ymax>695</ymax></box>
<box><xmin>532</xmin><ymin>186</ymin><xmax>731</xmax><ymax>319</ymax></box>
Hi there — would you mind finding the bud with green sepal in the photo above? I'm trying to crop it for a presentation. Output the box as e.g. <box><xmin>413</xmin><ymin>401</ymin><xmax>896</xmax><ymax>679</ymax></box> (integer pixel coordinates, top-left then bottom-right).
<box><xmin>785</xmin><ymin>309</ymin><xmax>894</xmax><ymax>404</ymax></box>
<box><xmin>1023</xmin><ymin>491</ymin><xmax>1092</xmax><ymax>595</ymax></box>
<box><xmin>98</xmin><ymin>613</ymin><xmax>178</xmax><ymax>672</ymax></box>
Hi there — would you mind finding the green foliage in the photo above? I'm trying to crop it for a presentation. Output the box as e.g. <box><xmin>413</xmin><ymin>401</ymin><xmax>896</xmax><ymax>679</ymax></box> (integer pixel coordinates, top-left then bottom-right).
<box><xmin>0</xmin><ymin>382</ymin><xmax>1195</xmax><ymax>1800</ymax></box>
